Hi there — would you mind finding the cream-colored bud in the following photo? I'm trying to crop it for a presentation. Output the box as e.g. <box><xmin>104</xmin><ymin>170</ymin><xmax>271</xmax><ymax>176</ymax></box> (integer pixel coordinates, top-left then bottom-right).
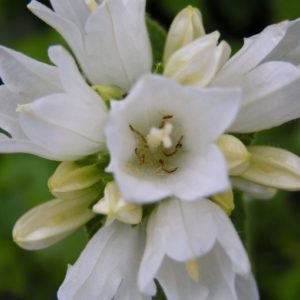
<box><xmin>164</xmin><ymin>32</ymin><xmax>231</xmax><ymax>87</ymax></box>
<box><xmin>185</xmin><ymin>259</ymin><xmax>200</xmax><ymax>283</ymax></box>
<box><xmin>232</xmin><ymin>178</ymin><xmax>277</xmax><ymax>200</ymax></box>
<box><xmin>92</xmin><ymin>84</ymin><xmax>124</xmax><ymax>103</ymax></box>
<box><xmin>13</xmin><ymin>198</ymin><xmax>95</xmax><ymax>250</ymax></box>
<box><xmin>48</xmin><ymin>161</ymin><xmax>103</xmax><ymax>201</ymax></box>
<box><xmin>163</xmin><ymin>6</ymin><xmax>205</xmax><ymax>64</ymax></box>
<box><xmin>93</xmin><ymin>181</ymin><xmax>142</xmax><ymax>225</ymax></box>
<box><xmin>240</xmin><ymin>146</ymin><xmax>300</xmax><ymax>190</ymax></box>
<box><xmin>217</xmin><ymin>134</ymin><xmax>250</xmax><ymax>176</ymax></box>
<box><xmin>211</xmin><ymin>189</ymin><xmax>234</xmax><ymax>215</ymax></box>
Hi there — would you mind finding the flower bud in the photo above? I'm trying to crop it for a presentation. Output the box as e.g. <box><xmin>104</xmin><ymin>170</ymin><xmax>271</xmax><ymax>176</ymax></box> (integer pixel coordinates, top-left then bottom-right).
<box><xmin>48</xmin><ymin>161</ymin><xmax>103</xmax><ymax>201</ymax></box>
<box><xmin>211</xmin><ymin>189</ymin><xmax>234</xmax><ymax>215</ymax></box>
<box><xmin>164</xmin><ymin>32</ymin><xmax>231</xmax><ymax>87</ymax></box>
<box><xmin>93</xmin><ymin>182</ymin><xmax>142</xmax><ymax>225</ymax></box>
<box><xmin>241</xmin><ymin>146</ymin><xmax>300</xmax><ymax>190</ymax></box>
<box><xmin>163</xmin><ymin>6</ymin><xmax>205</xmax><ymax>64</ymax></box>
<box><xmin>232</xmin><ymin>178</ymin><xmax>277</xmax><ymax>200</ymax></box>
<box><xmin>217</xmin><ymin>134</ymin><xmax>250</xmax><ymax>176</ymax></box>
<box><xmin>13</xmin><ymin>198</ymin><xmax>95</xmax><ymax>250</ymax></box>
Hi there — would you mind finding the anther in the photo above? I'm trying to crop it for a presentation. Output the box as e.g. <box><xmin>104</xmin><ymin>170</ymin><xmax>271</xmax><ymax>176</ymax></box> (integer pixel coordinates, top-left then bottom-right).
<box><xmin>159</xmin><ymin>159</ymin><xmax>178</xmax><ymax>173</ymax></box>
<box><xmin>129</xmin><ymin>124</ymin><xmax>148</xmax><ymax>145</ymax></box>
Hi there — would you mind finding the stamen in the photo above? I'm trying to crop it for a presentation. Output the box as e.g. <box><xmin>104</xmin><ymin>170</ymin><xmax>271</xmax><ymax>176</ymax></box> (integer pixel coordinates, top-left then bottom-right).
<box><xmin>85</xmin><ymin>0</ymin><xmax>98</xmax><ymax>12</ymax></box>
<box><xmin>159</xmin><ymin>159</ymin><xmax>178</xmax><ymax>173</ymax></box>
<box><xmin>135</xmin><ymin>148</ymin><xmax>145</xmax><ymax>165</ymax></box>
<box><xmin>160</xmin><ymin>115</ymin><xmax>173</xmax><ymax>128</ymax></box>
<box><xmin>163</xmin><ymin>135</ymin><xmax>183</xmax><ymax>157</ymax></box>
<box><xmin>185</xmin><ymin>259</ymin><xmax>200</xmax><ymax>283</ymax></box>
<box><xmin>129</xmin><ymin>124</ymin><xmax>148</xmax><ymax>145</ymax></box>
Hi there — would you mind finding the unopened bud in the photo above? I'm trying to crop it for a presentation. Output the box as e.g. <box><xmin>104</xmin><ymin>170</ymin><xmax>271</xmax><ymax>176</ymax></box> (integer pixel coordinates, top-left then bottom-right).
<box><xmin>241</xmin><ymin>146</ymin><xmax>300</xmax><ymax>190</ymax></box>
<box><xmin>164</xmin><ymin>32</ymin><xmax>231</xmax><ymax>87</ymax></box>
<box><xmin>163</xmin><ymin>6</ymin><xmax>205</xmax><ymax>64</ymax></box>
<box><xmin>48</xmin><ymin>161</ymin><xmax>103</xmax><ymax>201</ymax></box>
<box><xmin>232</xmin><ymin>178</ymin><xmax>277</xmax><ymax>200</ymax></box>
<box><xmin>211</xmin><ymin>189</ymin><xmax>234</xmax><ymax>215</ymax></box>
<box><xmin>13</xmin><ymin>198</ymin><xmax>95</xmax><ymax>250</ymax></box>
<box><xmin>217</xmin><ymin>134</ymin><xmax>250</xmax><ymax>176</ymax></box>
<box><xmin>93</xmin><ymin>181</ymin><xmax>142</xmax><ymax>225</ymax></box>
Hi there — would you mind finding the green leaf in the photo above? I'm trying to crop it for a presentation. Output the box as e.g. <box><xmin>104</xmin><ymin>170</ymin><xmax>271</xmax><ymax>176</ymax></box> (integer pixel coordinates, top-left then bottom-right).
<box><xmin>146</xmin><ymin>16</ymin><xmax>167</xmax><ymax>66</ymax></box>
<box><xmin>233</xmin><ymin>133</ymin><xmax>256</xmax><ymax>146</ymax></box>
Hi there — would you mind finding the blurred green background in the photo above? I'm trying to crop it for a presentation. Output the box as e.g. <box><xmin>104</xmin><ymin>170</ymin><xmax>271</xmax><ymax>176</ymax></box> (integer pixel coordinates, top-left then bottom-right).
<box><xmin>1</xmin><ymin>0</ymin><xmax>300</xmax><ymax>299</ymax></box>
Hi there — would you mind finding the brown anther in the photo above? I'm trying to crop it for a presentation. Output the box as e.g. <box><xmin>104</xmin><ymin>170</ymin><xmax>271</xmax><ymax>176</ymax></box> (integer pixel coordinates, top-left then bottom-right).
<box><xmin>158</xmin><ymin>159</ymin><xmax>178</xmax><ymax>174</ymax></box>
<box><xmin>162</xmin><ymin>115</ymin><xmax>173</xmax><ymax>120</ymax></box>
<box><xmin>159</xmin><ymin>115</ymin><xmax>173</xmax><ymax>128</ymax></box>
<box><xmin>129</xmin><ymin>124</ymin><xmax>147</xmax><ymax>144</ymax></box>
<box><xmin>163</xmin><ymin>135</ymin><xmax>183</xmax><ymax>157</ymax></box>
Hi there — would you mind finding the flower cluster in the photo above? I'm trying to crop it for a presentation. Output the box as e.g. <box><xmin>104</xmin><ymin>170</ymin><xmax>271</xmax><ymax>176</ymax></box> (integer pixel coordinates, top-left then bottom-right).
<box><xmin>2</xmin><ymin>0</ymin><xmax>300</xmax><ymax>299</ymax></box>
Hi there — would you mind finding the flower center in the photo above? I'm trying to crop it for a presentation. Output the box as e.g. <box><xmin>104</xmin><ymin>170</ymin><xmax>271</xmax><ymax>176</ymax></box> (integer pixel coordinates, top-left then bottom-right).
<box><xmin>129</xmin><ymin>115</ymin><xmax>184</xmax><ymax>176</ymax></box>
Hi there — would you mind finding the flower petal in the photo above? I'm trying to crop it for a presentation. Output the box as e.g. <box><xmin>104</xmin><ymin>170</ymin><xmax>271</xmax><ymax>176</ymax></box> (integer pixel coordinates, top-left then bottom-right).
<box><xmin>0</xmin><ymin>46</ymin><xmax>62</xmax><ymax>98</ymax></box>
<box><xmin>230</xmin><ymin>61</ymin><xmax>300</xmax><ymax>132</ymax></box>
<box><xmin>58</xmin><ymin>222</ymin><xmax>147</xmax><ymax>300</ymax></box>
<box><xmin>84</xmin><ymin>0</ymin><xmax>152</xmax><ymax>89</ymax></box>
<box><xmin>214</xmin><ymin>21</ymin><xmax>289</xmax><ymax>85</ymax></box>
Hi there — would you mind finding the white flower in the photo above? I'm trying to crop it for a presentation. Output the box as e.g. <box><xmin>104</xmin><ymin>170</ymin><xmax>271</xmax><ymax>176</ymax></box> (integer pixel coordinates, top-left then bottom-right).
<box><xmin>57</xmin><ymin>221</ymin><xmax>150</xmax><ymax>300</ymax></box>
<box><xmin>165</xmin><ymin>8</ymin><xmax>300</xmax><ymax>133</ymax></box>
<box><xmin>28</xmin><ymin>0</ymin><xmax>152</xmax><ymax>90</ymax></box>
<box><xmin>105</xmin><ymin>74</ymin><xmax>240</xmax><ymax>203</ymax></box>
<box><xmin>138</xmin><ymin>199</ymin><xmax>259</xmax><ymax>300</ymax></box>
<box><xmin>0</xmin><ymin>45</ymin><xmax>107</xmax><ymax>161</ymax></box>
<box><xmin>213</xmin><ymin>18</ymin><xmax>300</xmax><ymax>132</ymax></box>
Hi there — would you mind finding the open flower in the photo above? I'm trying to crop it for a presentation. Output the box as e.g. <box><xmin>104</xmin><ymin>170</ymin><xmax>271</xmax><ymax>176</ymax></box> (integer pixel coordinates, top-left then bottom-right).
<box><xmin>139</xmin><ymin>199</ymin><xmax>258</xmax><ymax>300</ymax></box>
<box><xmin>105</xmin><ymin>74</ymin><xmax>240</xmax><ymax>203</ymax></box>
<box><xmin>28</xmin><ymin>0</ymin><xmax>152</xmax><ymax>90</ymax></box>
<box><xmin>0</xmin><ymin>45</ymin><xmax>108</xmax><ymax>161</ymax></box>
<box><xmin>57</xmin><ymin>222</ymin><xmax>149</xmax><ymax>300</ymax></box>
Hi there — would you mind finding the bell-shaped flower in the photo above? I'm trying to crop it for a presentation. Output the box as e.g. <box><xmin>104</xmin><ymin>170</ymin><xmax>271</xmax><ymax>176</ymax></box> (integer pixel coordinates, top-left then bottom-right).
<box><xmin>13</xmin><ymin>197</ymin><xmax>95</xmax><ymax>250</ymax></box>
<box><xmin>240</xmin><ymin>146</ymin><xmax>300</xmax><ymax>190</ymax></box>
<box><xmin>105</xmin><ymin>74</ymin><xmax>240</xmax><ymax>203</ymax></box>
<box><xmin>164</xmin><ymin>32</ymin><xmax>231</xmax><ymax>87</ymax></box>
<box><xmin>138</xmin><ymin>199</ymin><xmax>259</xmax><ymax>300</ymax></box>
<box><xmin>57</xmin><ymin>222</ymin><xmax>150</xmax><ymax>300</ymax></box>
<box><xmin>212</xmin><ymin>18</ymin><xmax>300</xmax><ymax>132</ymax></box>
<box><xmin>28</xmin><ymin>0</ymin><xmax>152</xmax><ymax>90</ymax></box>
<box><xmin>163</xmin><ymin>5</ymin><xmax>205</xmax><ymax>64</ymax></box>
<box><xmin>0</xmin><ymin>44</ymin><xmax>108</xmax><ymax>161</ymax></box>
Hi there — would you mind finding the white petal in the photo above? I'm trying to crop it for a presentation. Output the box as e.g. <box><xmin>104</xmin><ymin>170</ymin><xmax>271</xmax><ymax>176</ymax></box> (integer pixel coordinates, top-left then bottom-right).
<box><xmin>28</xmin><ymin>1</ymin><xmax>86</xmax><ymax>68</ymax></box>
<box><xmin>19</xmin><ymin>93</ymin><xmax>106</xmax><ymax>159</ymax></box>
<box><xmin>230</xmin><ymin>61</ymin><xmax>300</xmax><ymax>132</ymax></box>
<box><xmin>235</xmin><ymin>273</ymin><xmax>260</xmax><ymax>300</ymax></box>
<box><xmin>263</xmin><ymin>18</ymin><xmax>300</xmax><ymax>65</ymax></box>
<box><xmin>49</xmin><ymin>0</ymin><xmax>90</xmax><ymax>30</ymax></box>
<box><xmin>0</xmin><ymin>46</ymin><xmax>62</xmax><ymax>98</ymax></box>
<box><xmin>48</xmin><ymin>45</ymin><xmax>107</xmax><ymax>111</ymax></box>
<box><xmin>0</xmin><ymin>135</ymin><xmax>67</xmax><ymax>160</ymax></box>
<box><xmin>84</xmin><ymin>0</ymin><xmax>152</xmax><ymax>89</ymax></box>
<box><xmin>156</xmin><ymin>257</ymin><xmax>208</xmax><ymax>300</ymax></box>
<box><xmin>58</xmin><ymin>222</ymin><xmax>146</xmax><ymax>300</ymax></box>
<box><xmin>0</xmin><ymin>86</ymin><xmax>27</xmax><ymax>137</ymax></box>
<box><xmin>214</xmin><ymin>21</ymin><xmax>289</xmax><ymax>85</ymax></box>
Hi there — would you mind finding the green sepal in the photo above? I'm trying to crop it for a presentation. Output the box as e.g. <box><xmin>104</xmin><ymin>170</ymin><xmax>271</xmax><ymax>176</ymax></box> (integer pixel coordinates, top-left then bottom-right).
<box><xmin>146</xmin><ymin>16</ymin><xmax>167</xmax><ymax>67</ymax></box>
